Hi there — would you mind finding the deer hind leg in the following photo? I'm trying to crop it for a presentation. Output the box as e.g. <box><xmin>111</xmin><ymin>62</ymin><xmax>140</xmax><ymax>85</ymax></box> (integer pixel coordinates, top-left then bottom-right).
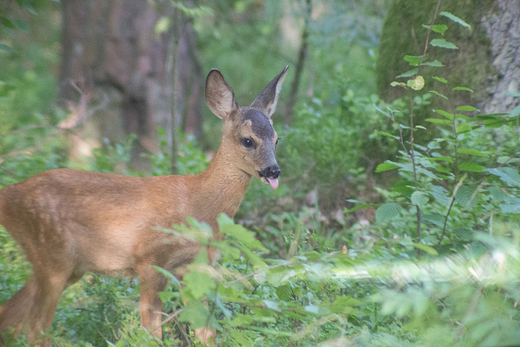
<box><xmin>24</xmin><ymin>269</ymin><xmax>72</xmax><ymax>346</ymax></box>
<box><xmin>0</xmin><ymin>274</ymin><xmax>38</xmax><ymax>343</ymax></box>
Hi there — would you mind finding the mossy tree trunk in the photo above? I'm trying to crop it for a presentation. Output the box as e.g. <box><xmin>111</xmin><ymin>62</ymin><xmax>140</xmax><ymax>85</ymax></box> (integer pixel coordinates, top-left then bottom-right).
<box><xmin>376</xmin><ymin>0</ymin><xmax>519</xmax><ymax>115</ymax></box>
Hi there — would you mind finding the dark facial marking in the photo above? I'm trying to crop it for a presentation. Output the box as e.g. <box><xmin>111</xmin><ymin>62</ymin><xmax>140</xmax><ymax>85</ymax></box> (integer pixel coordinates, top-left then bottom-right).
<box><xmin>242</xmin><ymin>109</ymin><xmax>274</xmax><ymax>140</ymax></box>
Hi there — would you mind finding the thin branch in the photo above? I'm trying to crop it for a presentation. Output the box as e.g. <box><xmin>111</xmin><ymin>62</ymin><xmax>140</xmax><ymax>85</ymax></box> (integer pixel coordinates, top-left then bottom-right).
<box><xmin>285</xmin><ymin>0</ymin><xmax>312</xmax><ymax>125</ymax></box>
<box><xmin>437</xmin><ymin>173</ymin><xmax>467</xmax><ymax>249</ymax></box>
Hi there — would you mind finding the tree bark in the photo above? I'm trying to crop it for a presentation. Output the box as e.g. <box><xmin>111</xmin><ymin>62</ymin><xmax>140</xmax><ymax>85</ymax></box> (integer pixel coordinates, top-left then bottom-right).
<box><xmin>59</xmin><ymin>0</ymin><xmax>203</xmax><ymax>170</ymax></box>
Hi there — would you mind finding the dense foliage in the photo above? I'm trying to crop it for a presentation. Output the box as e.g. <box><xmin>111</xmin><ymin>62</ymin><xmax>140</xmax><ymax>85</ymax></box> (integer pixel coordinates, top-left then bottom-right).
<box><xmin>1</xmin><ymin>1</ymin><xmax>520</xmax><ymax>346</ymax></box>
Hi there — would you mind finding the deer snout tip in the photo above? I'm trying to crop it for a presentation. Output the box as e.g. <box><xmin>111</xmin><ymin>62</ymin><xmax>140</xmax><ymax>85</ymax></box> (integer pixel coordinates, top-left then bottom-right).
<box><xmin>259</xmin><ymin>164</ymin><xmax>281</xmax><ymax>179</ymax></box>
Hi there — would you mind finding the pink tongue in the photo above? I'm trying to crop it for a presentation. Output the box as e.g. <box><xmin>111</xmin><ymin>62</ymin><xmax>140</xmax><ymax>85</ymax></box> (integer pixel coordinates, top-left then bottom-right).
<box><xmin>266</xmin><ymin>177</ymin><xmax>279</xmax><ymax>189</ymax></box>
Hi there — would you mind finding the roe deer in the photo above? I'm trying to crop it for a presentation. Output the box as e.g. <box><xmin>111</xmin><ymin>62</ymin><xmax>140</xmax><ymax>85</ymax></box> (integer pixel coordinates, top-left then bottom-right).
<box><xmin>0</xmin><ymin>66</ymin><xmax>288</xmax><ymax>345</ymax></box>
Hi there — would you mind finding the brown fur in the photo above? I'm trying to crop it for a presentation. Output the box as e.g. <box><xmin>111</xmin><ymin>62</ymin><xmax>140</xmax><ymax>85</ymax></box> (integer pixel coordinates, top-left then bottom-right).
<box><xmin>0</xmin><ymin>66</ymin><xmax>288</xmax><ymax>345</ymax></box>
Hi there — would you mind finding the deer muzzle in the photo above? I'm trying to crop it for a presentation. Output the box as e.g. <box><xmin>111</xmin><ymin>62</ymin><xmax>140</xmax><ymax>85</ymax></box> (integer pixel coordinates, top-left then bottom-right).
<box><xmin>258</xmin><ymin>164</ymin><xmax>281</xmax><ymax>189</ymax></box>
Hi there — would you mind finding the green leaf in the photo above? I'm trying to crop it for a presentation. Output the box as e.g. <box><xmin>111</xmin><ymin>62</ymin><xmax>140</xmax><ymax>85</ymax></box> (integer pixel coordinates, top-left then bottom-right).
<box><xmin>376</xmin><ymin>163</ymin><xmax>399</xmax><ymax>172</ymax></box>
<box><xmin>432</xmin><ymin>76</ymin><xmax>448</xmax><ymax>83</ymax></box>
<box><xmin>458</xmin><ymin>148</ymin><xmax>487</xmax><ymax>157</ymax></box>
<box><xmin>456</xmin><ymin>122</ymin><xmax>472</xmax><ymax>133</ymax></box>
<box><xmin>411</xmin><ymin>191</ymin><xmax>429</xmax><ymax>209</ymax></box>
<box><xmin>155</xmin><ymin>16</ymin><xmax>171</xmax><ymax>34</ymax></box>
<box><xmin>475</xmin><ymin>113</ymin><xmax>509</xmax><ymax>119</ymax></box>
<box><xmin>434</xmin><ymin>109</ymin><xmax>454</xmax><ymax>119</ymax></box>
<box><xmin>430</xmin><ymin>38</ymin><xmax>458</xmax><ymax>49</ymax></box>
<box><xmin>421</xmin><ymin>60</ymin><xmax>444</xmax><ymax>67</ymax></box>
<box><xmin>429</xmin><ymin>90</ymin><xmax>448</xmax><ymax>99</ymax></box>
<box><xmin>459</xmin><ymin>162</ymin><xmax>485</xmax><ymax>172</ymax></box>
<box><xmin>376</xmin><ymin>203</ymin><xmax>402</xmax><ymax>224</ymax></box>
<box><xmin>304</xmin><ymin>305</ymin><xmax>331</xmax><ymax>316</ymax></box>
<box><xmin>456</xmin><ymin>105</ymin><xmax>478</xmax><ymax>112</ymax></box>
<box><xmin>426</xmin><ymin>118</ymin><xmax>452</xmax><ymax>125</ymax></box>
<box><xmin>344</xmin><ymin>204</ymin><xmax>377</xmax><ymax>214</ymax></box>
<box><xmin>430</xmin><ymin>156</ymin><xmax>454</xmax><ymax>163</ymax></box>
<box><xmin>150</xmin><ymin>266</ymin><xmax>181</xmax><ymax>287</ymax></box>
<box><xmin>263</xmin><ymin>300</ymin><xmax>281</xmax><ymax>312</ymax></box>
<box><xmin>183</xmin><ymin>271</ymin><xmax>215</xmax><ymax>299</ymax></box>
<box><xmin>432</xmin><ymin>24</ymin><xmax>448</xmax><ymax>34</ymax></box>
<box><xmin>374</xmin><ymin>130</ymin><xmax>399</xmax><ymax>139</ymax></box>
<box><xmin>396</xmin><ymin>68</ymin><xmax>418</xmax><ymax>78</ymax></box>
<box><xmin>435</xmin><ymin>164</ymin><xmax>451</xmax><ymax>173</ymax></box>
<box><xmin>485</xmin><ymin>167</ymin><xmax>520</xmax><ymax>188</ymax></box>
<box><xmin>455</xmin><ymin>113</ymin><xmax>471</xmax><ymax>121</ymax></box>
<box><xmin>407</xmin><ymin>76</ymin><xmax>425</xmax><ymax>90</ymax></box>
<box><xmin>0</xmin><ymin>44</ymin><xmax>13</xmax><ymax>52</ymax></box>
<box><xmin>218</xmin><ymin>214</ymin><xmax>266</xmax><ymax>252</ymax></box>
<box><xmin>373</xmin><ymin>104</ymin><xmax>391</xmax><ymax>117</ymax></box>
<box><xmin>391</xmin><ymin>81</ymin><xmax>406</xmax><ymax>87</ymax></box>
<box><xmin>439</xmin><ymin>11</ymin><xmax>472</xmax><ymax>30</ymax></box>
<box><xmin>452</xmin><ymin>87</ymin><xmax>473</xmax><ymax>92</ymax></box>
<box><xmin>429</xmin><ymin>185</ymin><xmax>450</xmax><ymax>205</ymax></box>
<box><xmin>509</xmin><ymin>105</ymin><xmax>520</xmax><ymax>118</ymax></box>
<box><xmin>230</xmin><ymin>314</ymin><xmax>254</xmax><ymax>327</ymax></box>
<box><xmin>416</xmin><ymin>167</ymin><xmax>440</xmax><ymax>180</ymax></box>
<box><xmin>413</xmin><ymin>243</ymin><xmax>438</xmax><ymax>255</ymax></box>
<box><xmin>0</xmin><ymin>17</ymin><xmax>15</xmax><ymax>29</ymax></box>
<box><xmin>179</xmin><ymin>301</ymin><xmax>209</xmax><ymax>328</ymax></box>
<box><xmin>500</xmin><ymin>196</ymin><xmax>520</xmax><ymax>213</ymax></box>
<box><xmin>504</xmin><ymin>91</ymin><xmax>520</xmax><ymax>97</ymax></box>
<box><xmin>455</xmin><ymin>184</ymin><xmax>479</xmax><ymax>209</ymax></box>
<box><xmin>14</xmin><ymin>20</ymin><xmax>29</xmax><ymax>32</ymax></box>
<box><xmin>404</xmin><ymin>55</ymin><xmax>423</xmax><ymax>66</ymax></box>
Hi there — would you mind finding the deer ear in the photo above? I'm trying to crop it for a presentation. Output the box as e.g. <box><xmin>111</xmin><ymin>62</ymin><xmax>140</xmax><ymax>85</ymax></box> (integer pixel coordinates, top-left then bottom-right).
<box><xmin>250</xmin><ymin>66</ymin><xmax>289</xmax><ymax>119</ymax></box>
<box><xmin>205</xmin><ymin>69</ymin><xmax>239</xmax><ymax>119</ymax></box>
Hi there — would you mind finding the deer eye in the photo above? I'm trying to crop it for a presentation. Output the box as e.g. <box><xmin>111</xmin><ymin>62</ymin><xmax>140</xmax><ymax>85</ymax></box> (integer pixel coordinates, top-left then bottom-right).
<box><xmin>241</xmin><ymin>138</ymin><xmax>254</xmax><ymax>148</ymax></box>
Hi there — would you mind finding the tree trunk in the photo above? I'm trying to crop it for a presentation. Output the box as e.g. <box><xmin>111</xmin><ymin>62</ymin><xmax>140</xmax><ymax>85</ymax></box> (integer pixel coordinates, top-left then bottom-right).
<box><xmin>59</xmin><ymin>0</ymin><xmax>203</xmax><ymax>170</ymax></box>
<box><xmin>376</xmin><ymin>0</ymin><xmax>519</xmax><ymax>115</ymax></box>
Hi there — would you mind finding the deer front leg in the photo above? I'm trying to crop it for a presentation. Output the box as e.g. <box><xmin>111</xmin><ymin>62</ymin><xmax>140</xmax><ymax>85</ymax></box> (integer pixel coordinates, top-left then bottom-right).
<box><xmin>138</xmin><ymin>266</ymin><xmax>168</xmax><ymax>338</ymax></box>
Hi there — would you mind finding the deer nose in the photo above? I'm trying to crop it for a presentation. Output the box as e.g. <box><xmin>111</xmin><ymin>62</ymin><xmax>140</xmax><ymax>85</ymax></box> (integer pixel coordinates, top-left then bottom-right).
<box><xmin>259</xmin><ymin>164</ymin><xmax>281</xmax><ymax>179</ymax></box>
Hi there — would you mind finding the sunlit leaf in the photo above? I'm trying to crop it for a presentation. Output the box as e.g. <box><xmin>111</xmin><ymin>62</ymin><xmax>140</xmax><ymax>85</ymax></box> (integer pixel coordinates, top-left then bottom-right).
<box><xmin>426</xmin><ymin>118</ymin><xmax>452</xmax><ymax>125</ymax></box>
<box><xmin>459</xmin><ymin>162</ymin><xmax>485</xmax><ymax>172</ymax></box>
<box><xmin>429</xmin><ymin>90</ymin><xmax>448</xmax><ymax>99</ymax></box>
<box><xmin>458</xmin><ymin>148</ymin><xmax>487</xmax><ymax>157</ymax></box>
<box><xmin>408</xmin><ymin>76</ymin><xmax>425</xmax><ymax>90</ymax></box>
<box><xmin>431</xmin><ymin>24</ymin><xmax>448</xmax><ymax>34</ymax></box>
<box><xmin>413</xmin><ymin>243</ymin><xmax>438</xmax><ymax>255</ymax></box>
<box><xmin>456</xmin><ymin>105</ymin><xmax>478</xmax><ymax>112</ymax></box>
<box><xmin>430</xmin><ymin>38</ymin><xmax>458</xmax><ymax>49</ymax></box>
<box><xmin>434</xmin><ymin>109</ymin><xmax>454</xmax><ymax>119</ymax></box>
<box><xmin>452</xmin><ymin>86</ymin><xmax>473</xmax><ymax>92</ymax></box>
<box><xmin>421</xmin><ymin>60</ymin><xmax>444</xmax><ymax>67</ymax></box>
<box><xmin>396</xmin><ymin>68</ymin><xmax>418</xmax><ymax>78</ymax></box>
<box><xmin>432</xmin><ymin>76</ymin><xmax>448</xmax><ymax>83</ymax></box>
<box><xmin>456</xmin><ymin>122</ymin><xmax>472</xmax><ymax>133</ymax></box>
<box><xmin>374</xmin><ymin>130</ymin><xmax>399</xmax><ymax>139</ymax></box>
<box><xmin>404</xmin><ymin>55</ymin><xmax>423</xmax><ymax>66</ymax></box>
<box><xmin>376</xmin><ymin>163</ymin><xmax>399</xmax><ymax>172</ymax></box>
<box><xmin>439</xmin><ymin>11</ymin><xmax>472</xmax><ymax>30</ymax></box>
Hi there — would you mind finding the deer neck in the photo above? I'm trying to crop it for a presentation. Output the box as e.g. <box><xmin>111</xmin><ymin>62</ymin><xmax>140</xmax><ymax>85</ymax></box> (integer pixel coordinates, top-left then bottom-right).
<box><xmin>193</xmin><ymin>140</ymin><xmax>252</xmax><ymax>224</ymax></box>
